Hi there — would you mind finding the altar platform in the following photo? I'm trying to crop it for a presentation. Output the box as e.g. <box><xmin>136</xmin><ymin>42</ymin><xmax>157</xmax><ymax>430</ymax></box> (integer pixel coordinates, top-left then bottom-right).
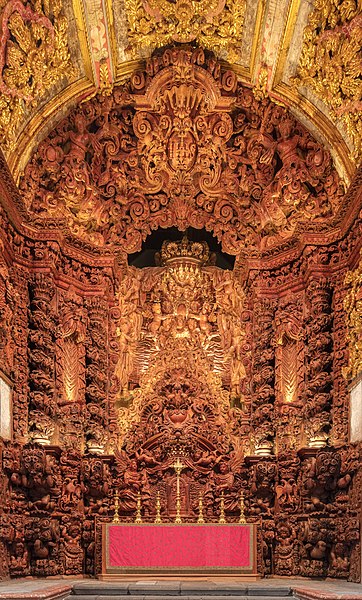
<box><xmin>100</xmin><ymin>523</ymin><xmax>257</xmax><ymax>578</ymax></box>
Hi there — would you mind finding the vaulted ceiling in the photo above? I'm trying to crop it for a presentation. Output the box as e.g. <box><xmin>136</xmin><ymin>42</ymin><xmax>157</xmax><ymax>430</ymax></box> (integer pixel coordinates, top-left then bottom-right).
<box><xmin>0</xmin><ymin>0</ymin><xmax>360</xmax><ymax>186</ymax></box>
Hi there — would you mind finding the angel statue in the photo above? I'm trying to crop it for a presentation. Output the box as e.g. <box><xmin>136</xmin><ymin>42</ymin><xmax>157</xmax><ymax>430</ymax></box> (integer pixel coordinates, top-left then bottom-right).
<box><xmin>204</xmin><ymin>448</ymin><xmax>244</xmax><ymax>515</ymax></box>
<box><xmin>114</xmin><ymin>449</ymin><xmax>150</xmax><ymax>513</ymax></box>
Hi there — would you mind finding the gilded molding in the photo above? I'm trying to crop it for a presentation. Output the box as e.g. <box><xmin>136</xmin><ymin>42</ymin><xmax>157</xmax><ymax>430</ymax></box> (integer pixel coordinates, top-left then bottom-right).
<box><xmin>8</xmin><ymin>77</ymin><xmax>95</xmax><ymax>183</ymax></box>
<box><xmin>295</xmin><ymin>0</ymin><xmax>362</xmax><ymax>163</ymax></box>
<box><xmin>344</xmin><ymin>250</ymin><xmax>362</xmax><ymax>380</ymax></box>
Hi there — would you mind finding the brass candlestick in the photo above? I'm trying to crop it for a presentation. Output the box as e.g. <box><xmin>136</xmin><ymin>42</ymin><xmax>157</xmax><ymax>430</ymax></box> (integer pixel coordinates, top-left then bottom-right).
<box><xmin>197</xmin><ymin>492</ymin><xmax>205</xmax><ymax>524</ymax></box>
<box><xmin>135</xmin><ymin>490</ymin><xmax>142</xmax><ymax>523</ymax></box>
<box><xmin>219</xmin><ymin>491</ymin><xmax>226</xmax><ymax>524</ymax></box>
<box><xmin>239</xmin><ymin>490</ymin><xmax>246</xmax><ymax>524</ymax></box>
<box><xmin>173</xmin><ymin>457</ymin><xmax>184</xmax><ymax>524</ymax></box>
<box><xmin>113</xmin><ymin>489</ymin><xmax>120</xmax><ymax>523</ymax></box>
<box><xmin>154</xmin><ymin>491</ymin><xmax>162</xmax><ymax>524</ymax></box>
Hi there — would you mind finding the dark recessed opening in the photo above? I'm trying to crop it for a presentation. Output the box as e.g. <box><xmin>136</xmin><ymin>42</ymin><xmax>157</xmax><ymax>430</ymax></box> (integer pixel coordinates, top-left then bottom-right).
<box><xmin>128</xmin><ymin>227</ymin><xmax>235</xmax><ymax>269</ymax></box>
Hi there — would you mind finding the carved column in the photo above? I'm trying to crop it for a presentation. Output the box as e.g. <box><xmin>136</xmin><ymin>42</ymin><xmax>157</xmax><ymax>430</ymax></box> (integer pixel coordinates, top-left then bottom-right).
<box><xmin>28</xmin><ymin>274</ymin><xmax>57</xmax><ymax>445</ymax></box>
<box><xmin>303</xmin><ymin>278</ymin><xmax>333</xmax><ymax>447</ymax></box>
<box><xmin>85</xmin><ymin>298</ymin><xmax>109</xmax><ymax>454</ymax></box>
<box><xmin>330</xmin><ymin>271</ymin><xmax>349</xmax><ymax>445</ymax></box>
<box><xmin>251</xmin><ymin>298</ymin><xmax>276</xmax><ymax>455</ymax></box>
<box><xmin>11</xmin><ymin>267</ymin><xmax>29</xmax><ymax>441</ymax></box>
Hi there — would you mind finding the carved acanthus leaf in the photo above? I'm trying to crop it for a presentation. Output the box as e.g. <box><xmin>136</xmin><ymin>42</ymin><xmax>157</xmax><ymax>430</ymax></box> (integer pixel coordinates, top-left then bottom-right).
<box><xmin>125</xmin><ymin>0</ymin><xmax>246</xmax><ymax>61</ymax></box>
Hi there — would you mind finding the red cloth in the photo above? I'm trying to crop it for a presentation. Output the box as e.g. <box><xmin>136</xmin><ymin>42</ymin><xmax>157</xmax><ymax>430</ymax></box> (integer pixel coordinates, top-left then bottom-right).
<box><xmin>108</xmin><ymin>524</ymin><xmax>252</xmax><ymax>570</ymax></box>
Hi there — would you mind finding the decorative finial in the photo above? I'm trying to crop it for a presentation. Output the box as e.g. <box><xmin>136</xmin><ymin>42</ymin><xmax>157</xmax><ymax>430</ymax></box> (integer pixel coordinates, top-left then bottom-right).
<box><xmin>154</xmin><ymin>491</ymin><xmax>162</xmax><ymax>524</ymax></box>
<box><xmin>239</xmin><ymin>490</ymin><xmax>246</xmax><ymax>524</ymax></box>
<box><xmin>219</xmin><ymin>491</ymin><xmax>226</xmax><ymax>524</ymax></box>
<box><xmin>113</xmin><ymin>489</ymin><xmax>120</xmax><ymax>523</ymax></box>
<box><xmin>135</xmin><ymin>490</ymin><xmax>142</xmax><ymax>523</ymax></box>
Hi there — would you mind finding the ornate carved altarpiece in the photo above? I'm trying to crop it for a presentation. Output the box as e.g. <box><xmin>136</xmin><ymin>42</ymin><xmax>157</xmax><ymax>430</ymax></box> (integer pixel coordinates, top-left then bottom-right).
<box><xmin>0</xmin><ymin>45</ymin><xmax>361</xmax><ymax>583</ymax></box>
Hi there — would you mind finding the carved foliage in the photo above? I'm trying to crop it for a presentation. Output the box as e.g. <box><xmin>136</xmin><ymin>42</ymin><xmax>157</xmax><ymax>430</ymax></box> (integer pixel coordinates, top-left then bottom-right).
<box><xmin>125</xmin><ymin>0</ymin><xmax>246</xmax><ymax>60</ymax></box>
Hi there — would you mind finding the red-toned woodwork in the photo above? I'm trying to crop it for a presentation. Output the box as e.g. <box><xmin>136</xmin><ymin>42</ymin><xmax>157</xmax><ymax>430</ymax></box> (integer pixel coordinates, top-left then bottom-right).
<box><xmin>0</xmin><ymin>46</ymin><xmax>361</xmax><ymax>583</ymax></box>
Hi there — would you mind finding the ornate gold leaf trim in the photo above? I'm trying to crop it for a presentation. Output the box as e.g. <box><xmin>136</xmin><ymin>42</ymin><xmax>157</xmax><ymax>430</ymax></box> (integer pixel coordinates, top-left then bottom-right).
<box><xmin>344</xmin><ymin>250</ymin><xmax>362</xmax><ymax>380</ymax></box>
<box><xmin>0</xmin><ymin>0</ymin><xmax>75</xmax><ymax>153</ymax></box>
<box><xmin>295</xmin><ymin>0</ymin><xmax>362</xmax><ymax>163</ymax></box>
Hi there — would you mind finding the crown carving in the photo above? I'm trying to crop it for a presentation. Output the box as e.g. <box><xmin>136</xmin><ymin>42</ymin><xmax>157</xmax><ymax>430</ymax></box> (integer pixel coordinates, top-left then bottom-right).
<box><xmin>157</xmin><ymin>236</ymin><xmax>212</xmax><ymax>267</ymax></box>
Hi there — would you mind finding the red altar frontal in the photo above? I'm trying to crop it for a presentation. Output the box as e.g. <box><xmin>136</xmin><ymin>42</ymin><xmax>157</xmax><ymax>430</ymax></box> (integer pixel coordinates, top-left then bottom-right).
<box><xmin>100</xmin><ymin>523</ymin><xmax>257</xmax><ymax>577</ymax></box>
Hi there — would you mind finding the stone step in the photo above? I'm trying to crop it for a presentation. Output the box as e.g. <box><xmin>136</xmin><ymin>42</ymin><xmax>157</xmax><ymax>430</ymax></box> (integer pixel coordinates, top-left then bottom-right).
<box><xmin>72</xmin><ymin>585</ymin><xmax>292</xmax><ymax>598</ymax></box>
<box><xmin>69</xmin><ymin>596</ymin><xmax>292</xmax><ymax>600</ymax></box>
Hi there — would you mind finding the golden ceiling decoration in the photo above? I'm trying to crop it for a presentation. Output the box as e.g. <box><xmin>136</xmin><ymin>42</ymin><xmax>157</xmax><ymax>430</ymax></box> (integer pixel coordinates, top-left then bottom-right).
<box><xmin>295</xmin><ymin>0</ymin><xmax>362</xmax><ymax>162</ymax></box>
<box><xmin>0</xmin><ymin>0</ymin><xmax>74</xmax><ymax>152</ymax></box>
<box><xmin>125</xmin><ymin>0</ymin><xmax>245</xmax><ymax>60</ymax></box>
<box><xmin>343</xmin><ymin>250</ymin><xmax>362</xmax><ymax>380</ymax></box>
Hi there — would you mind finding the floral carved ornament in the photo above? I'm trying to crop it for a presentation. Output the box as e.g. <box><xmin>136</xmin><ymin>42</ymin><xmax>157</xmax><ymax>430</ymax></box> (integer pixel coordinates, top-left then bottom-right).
<box><xmin>20</xmin><ymin>47</ymin><xmax>345</xmax><ymax>257</ymax></box>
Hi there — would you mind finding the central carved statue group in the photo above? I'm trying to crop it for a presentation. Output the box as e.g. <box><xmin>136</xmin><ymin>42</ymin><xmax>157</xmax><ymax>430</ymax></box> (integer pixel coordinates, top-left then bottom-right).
<box><xmin>113</xmin><ymin>237</ymin><xmax>249</xmax><ymax>521</ymax></box>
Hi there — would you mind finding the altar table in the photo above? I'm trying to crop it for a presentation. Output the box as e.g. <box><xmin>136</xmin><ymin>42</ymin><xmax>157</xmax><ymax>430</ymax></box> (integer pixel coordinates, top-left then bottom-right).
<box><xmin>100</xmin><ymin>522</ymin><xmax>257</xmax><ymax>576</ymax></box>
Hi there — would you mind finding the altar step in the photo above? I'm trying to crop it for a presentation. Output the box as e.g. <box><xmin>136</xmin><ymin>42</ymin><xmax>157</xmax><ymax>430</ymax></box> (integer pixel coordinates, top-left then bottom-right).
<box><xmin>71</xmin><ymin>596</ymin><xmax>292</xmax><ymax>600</ymax></box>
<box><xmin>71</xmin><ymin>583</ymin><xmax>292</xmax><ymax>599</ymax></box>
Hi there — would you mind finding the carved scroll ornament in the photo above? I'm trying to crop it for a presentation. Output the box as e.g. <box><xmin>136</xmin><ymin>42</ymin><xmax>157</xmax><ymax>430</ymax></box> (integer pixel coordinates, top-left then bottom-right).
<box><xmin>20</xmin><ymin>47</ymin><xmax>345</xmax><ymax>257</ymax></box>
